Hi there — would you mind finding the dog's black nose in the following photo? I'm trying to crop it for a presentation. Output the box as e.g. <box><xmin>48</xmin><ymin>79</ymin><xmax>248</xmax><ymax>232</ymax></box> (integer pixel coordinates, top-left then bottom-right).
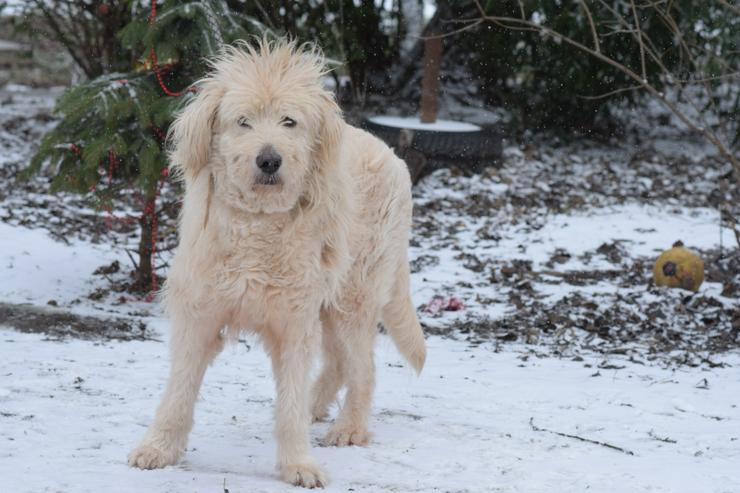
<box><xmin>256</xmin><ymin>145</ymin><xmax>282</xmax><ymax>175</ymax></box>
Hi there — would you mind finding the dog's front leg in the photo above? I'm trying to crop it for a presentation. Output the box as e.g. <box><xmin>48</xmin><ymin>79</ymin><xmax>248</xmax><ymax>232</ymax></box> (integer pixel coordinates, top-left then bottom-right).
<box><xmin>269</xmin><ymin>318</ymin><xmax>327</xmax><ymax>488</ymax></box>
<box><xmin>129</xmin><ymin>310</ymin><xmax>224</xmax><ymax>469</ymax></box>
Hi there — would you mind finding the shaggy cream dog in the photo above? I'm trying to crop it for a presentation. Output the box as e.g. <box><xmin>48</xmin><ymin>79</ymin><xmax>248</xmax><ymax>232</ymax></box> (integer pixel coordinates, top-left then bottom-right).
<box><xmin>128</xmin><ymin>39</ymin><xmax>426</xmax><ymax>488</ymax></box>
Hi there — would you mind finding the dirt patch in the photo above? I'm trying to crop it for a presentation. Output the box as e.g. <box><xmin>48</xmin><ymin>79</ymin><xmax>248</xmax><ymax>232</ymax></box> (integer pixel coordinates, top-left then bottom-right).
<box><xmin>0</xmin><ymin>302</ymin><xmax>153</xmax><ymax>341</ymax></box>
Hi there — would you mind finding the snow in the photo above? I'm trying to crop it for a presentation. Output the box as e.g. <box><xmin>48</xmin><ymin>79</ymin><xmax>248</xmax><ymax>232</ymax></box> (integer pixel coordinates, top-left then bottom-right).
<box><xmin>0</xmin><ymin>194</ymin><xmax>738</xmax><ymax>491</ymax></box>
<box><xmin>0</xmin><ymin>40</ymin><xmax>29</xmax><ymax>51</ymax></box>
<box><xmin>1</xmin><ymin>326</ymin><xmax>739</xmax><ymax>493</ymax></box>
<box><xmin>0</xmin><ymin>85</ymin><xmax>61</xmax><ymax>171</ymax></box>
<box><xmin>0</xmin><ymin>222</ymin><xmax>120</xmax><ymax>308</ymax></box>
<box><xmin>493</xmin><ymin>203</ymin><xmax>721</xmax><ymax>264</ymax></box>
<box><xmin>368</xmin><ymin>115</ymin><xmax>482</xmax><ymax>132</ymax></box>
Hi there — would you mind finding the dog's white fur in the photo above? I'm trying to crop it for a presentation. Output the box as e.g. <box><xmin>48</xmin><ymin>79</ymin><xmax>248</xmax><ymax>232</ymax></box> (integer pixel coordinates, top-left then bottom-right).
<box><xmin>128</xmin><ymin>39</ymin><xmax>426</xmax><ymax>487</ymax></box>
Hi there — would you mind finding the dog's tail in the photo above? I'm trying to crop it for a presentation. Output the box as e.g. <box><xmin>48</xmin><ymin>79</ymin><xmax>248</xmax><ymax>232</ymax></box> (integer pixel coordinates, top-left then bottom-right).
<box><xmin>382</xmin><ymin>266</ymin><xmax>427</xmax><ymax>375</ymax></box>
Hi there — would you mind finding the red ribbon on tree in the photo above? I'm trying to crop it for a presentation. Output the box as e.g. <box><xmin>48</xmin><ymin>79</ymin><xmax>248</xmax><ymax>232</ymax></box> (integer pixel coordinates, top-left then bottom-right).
<box><xmin>148</xmin><ymin>0</ymin><xmax>198</xmax><ymax>97</ymax></box>
<box><xmin>66</xmin><ymin>0</ymin><xmax>197</xmax><ymax>301</ymax></box>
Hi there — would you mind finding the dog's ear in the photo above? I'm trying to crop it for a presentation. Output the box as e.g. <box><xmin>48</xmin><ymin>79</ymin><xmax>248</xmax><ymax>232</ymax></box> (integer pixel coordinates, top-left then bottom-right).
<box><xmin>303</xmin><ymin>91</ymin><xmax>345</xmax><ymax>213</ymax></box>
<box><xmin>168</xmin><ymin>82</ymin><xmax>223</xmax><ymax>182</ymax></box>
<box><xmin>313</xmin><ymin>92</ymin><xmax>343</xmax><ymax>171</ymax></box>
<box><xmin>310</xmin><ymin>91</ymin><xmax>351</xmax><ymax>276</ymax></box>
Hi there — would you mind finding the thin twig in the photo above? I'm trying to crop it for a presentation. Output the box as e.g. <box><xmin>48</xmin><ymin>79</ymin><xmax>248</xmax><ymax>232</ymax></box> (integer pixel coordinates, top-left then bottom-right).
<box><xmin>469</xmin><ymin>0</ymin><xmax>740</xmax><ymax>180</ymax></box>
<box><xmin>629</xmin><ymin>0</ymin><xmax>647</xmax><ymax>82</ymax></box>
<box><xmin>723</xmin><ymin>208</ymin><xmax>740</xmax><ymax>249</ymax></box>
<box><xmin>648</xmin><ymin>429</ymin><xmax>677</xmax><ymax>444</ymax></box>
<box><xmin>671</xmin><ymin>72</ymin><xmax>740</xmax><ymax>84</ymax></box>
<box><xmin>516</xmin><ymin>0</ymin><xmax>526</xmax><ymax>20</ymax></box>
<box><xmin>651</xmin><ymin>4</ymin><xmax>732</xmax><ymax>145</ymax></box>
<box><xmin>529</xmin><ymin>417</ymin><xmax>636</xmax><ymax>455</ymax></box>
<box><xmin>422</xmin><ymin>19</ymin><xmax>484</xmax><ymax>39</ymax></box>
<box><xmin>252</xmin><ymin>0</ymin><xmax>276</xmax><ymax>30</ymax></box>
<box><xmin>597</xmin><ymin>0</ymin><xmax>670</xmax><ymax>78</ymax></box>
<box><xmin>578</xmin><ymin>85</ymin><xmax>642</xmax><ymax>100</ymax></box>
<box><xmin>716</xmin><ymin>0</ymin><xmax>740</xmax><ymax>16</ymax></box>
<box><xmin>580</xmin><ymin>0</ymin><xmax>601</xmax><ymax>54</ymax></box>
<box><xmin>125</xmin><ymin>248</ymin><xmax>139</xmax><ymax>271</ymax></box>
<box><xmin>49</xmin><ymin>229</ymin><xmax>71</xmax><ymax>245</ymax></box>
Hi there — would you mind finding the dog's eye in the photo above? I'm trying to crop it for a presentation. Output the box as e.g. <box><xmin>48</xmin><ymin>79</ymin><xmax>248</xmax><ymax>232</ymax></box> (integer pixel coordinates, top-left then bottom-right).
<box><xmin>237</xmin><ymin>116</ymin><xmax>251</xmax><ymax>129</ymax></box>
<box><xmin>281</xmin><ymin>117</ymin><xmax>297</xmax><ymax>128</ymax></box>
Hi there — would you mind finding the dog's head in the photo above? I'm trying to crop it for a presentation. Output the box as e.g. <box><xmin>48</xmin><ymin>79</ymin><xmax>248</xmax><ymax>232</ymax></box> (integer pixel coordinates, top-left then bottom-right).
<box><xmin>169</xmin><ymin>38</ymin><xmax>342</xmax><ymax>214</ymax></box>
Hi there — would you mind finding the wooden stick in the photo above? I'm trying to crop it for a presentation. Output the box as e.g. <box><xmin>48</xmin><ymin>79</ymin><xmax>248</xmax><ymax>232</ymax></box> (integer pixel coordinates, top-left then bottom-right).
<box><xmin>529</xmin><ymin>417</ymin><xmax>636</xmax><ymax>456</ymax></box>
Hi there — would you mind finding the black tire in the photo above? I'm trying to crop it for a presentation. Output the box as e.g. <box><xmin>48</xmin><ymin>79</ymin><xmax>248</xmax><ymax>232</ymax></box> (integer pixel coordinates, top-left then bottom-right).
<box><xmin>362</xmin><ymin>117</ymin><xmax>502</xmax><ymax>177</ymax></box>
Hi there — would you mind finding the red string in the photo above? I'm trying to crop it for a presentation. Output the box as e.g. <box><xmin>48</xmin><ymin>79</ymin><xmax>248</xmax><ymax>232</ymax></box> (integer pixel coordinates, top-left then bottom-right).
<box><xmin>105</xmin><ymin>150</ymin><xmax>116</xmax><ymax>229</ymax></box>
<box><xmin>148</xmin><ymin>0</ymin><xmax>197</xmax><ymax>97</ymax></box>
<box><xmin>69</xmin><ymin>145</ymin><xmax>97</xmax><ymax>192</ymax></box>
<box><xmin>150</xmin><ymin>124</ymin><xmax>166</xmax><ymax>142</ymax></box>
<box><xmin>64</xmin><ymin>1</ymin><xmax>186</xmax><ymax>301</ymax></box>
<box><xmin>150</xmin><ymin>48</ymin><xmax>195</xmax><ymax>97</ymax></box>
<box><xmin>145</xmin><ymin>167</ymin><xmax>170</xmax><ymax>301</ymax></box>
<box><xmin>67</xmin><ymin>137</ymin><xmax>165</xmax><ymax>301</ymax></box>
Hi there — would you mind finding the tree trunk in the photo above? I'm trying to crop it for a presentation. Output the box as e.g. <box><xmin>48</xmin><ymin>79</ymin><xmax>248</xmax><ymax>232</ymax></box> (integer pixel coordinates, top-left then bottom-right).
<box><xmin>420</xmin><ymin>36</ymin><xmax>442</xmax><ymax>123</ymax></box>
<box><xmin>136</xmin><ymin>197</ymin><xmax>156</xmax><ymax>292</ymax></box>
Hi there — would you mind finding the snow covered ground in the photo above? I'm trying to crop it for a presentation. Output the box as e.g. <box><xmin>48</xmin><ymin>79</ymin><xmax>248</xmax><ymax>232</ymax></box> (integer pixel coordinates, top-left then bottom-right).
<box><xmin>1</xmin><ymin>84</ymin><xmax>739</xmax><ymax>491</ymax></box>
<box><xmin>1</xmin><ymin>324</ymin><xmax>739</xmax><ymax>493</ymax></box>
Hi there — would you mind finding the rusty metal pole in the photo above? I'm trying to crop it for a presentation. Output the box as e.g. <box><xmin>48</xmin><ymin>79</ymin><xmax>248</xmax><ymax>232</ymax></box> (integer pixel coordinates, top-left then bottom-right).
<box><xmin>420</xmin><ymin>34</ymin><xmax>442</xmax><ymax>124</ymax></box>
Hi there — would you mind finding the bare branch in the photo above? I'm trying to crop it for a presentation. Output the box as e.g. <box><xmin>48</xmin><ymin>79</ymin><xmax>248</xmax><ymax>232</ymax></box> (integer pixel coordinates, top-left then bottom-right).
<box><xmin>715</xmin><ymin>0</ymin><xmax>740</xmax><ymax>16</ymax></box>
<box><xmin>580</xmin><ymin>0</ymin><xmax>601</xmax><ymax>54</ymax></box>
<box><xmin>472</xmin><ymin>0</ymin><xmax>487</xmax><ymax>18</ymax></box>
<box><xmin>596</xmin><ymin>0</ymin><xmax>671</xmax><ymax>78</ymax></box>
<box><xmin>530</xmin><ymin>418</ymin><xmax>636</xmax><ymax>456</ymax></box>
<box><xmin>673</xmin><ymin>72</ymin><xmax>740</xmax><ymax>84</ymax></box>
<box><xmin>25</xmin><ymin>0</ymin><xmax>132</xmax><ymax>78</ymax></box>
<box><xmin>630</xmin><ymin>0</ymin><xmax>647</xmax><ymax>80</ymax></box>
<box><xmin>32</xmin><ymin>0</ymin><xmax>94</xmax><ymax>77</ymax></box>
<box><xmin>578</xmin><ymin>85</ymin><xmax>643</xmax><ymax>100</ymax></box>
<box><xmin>651</xmin><ymin>4</ymin><xmax>731</xmax><ymax>145</ymax></box>
<box><xmin>516</xmin><ymin>0</ymin><xmax>526</xmax><ymax>20</ymax></box>
<box><xmin>467</xmin><ymin>9</ymin><xmax>740</xmax><ymax>179</ymax></box>
<box><xmin>253</xmin><ymin>0</ymin><xmax>277</xmax><ymax>30</ymax></box>
<box><xmin>422</xmin><ymin>19</ymin><xmax>485</xmax><ymax>39</ymax></box>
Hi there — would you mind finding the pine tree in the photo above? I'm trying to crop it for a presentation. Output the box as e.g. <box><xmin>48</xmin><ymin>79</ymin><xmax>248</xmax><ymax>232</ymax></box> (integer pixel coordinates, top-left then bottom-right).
<box><xmin>27</xmin><ymin>0</ymin><xmax>267</xmax><ymax>294</ymax></box>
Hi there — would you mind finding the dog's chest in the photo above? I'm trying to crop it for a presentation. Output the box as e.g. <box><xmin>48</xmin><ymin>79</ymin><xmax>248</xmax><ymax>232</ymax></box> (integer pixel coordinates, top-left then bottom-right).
<box><xmin>211</xmin><ymin>220</ymin><xmax>324</xmax><ymax>319</ymax></box>
<box><xmin>221</xmin><ymin>230</ymin><xmax>320</xmax><ymax>285</ymax></box>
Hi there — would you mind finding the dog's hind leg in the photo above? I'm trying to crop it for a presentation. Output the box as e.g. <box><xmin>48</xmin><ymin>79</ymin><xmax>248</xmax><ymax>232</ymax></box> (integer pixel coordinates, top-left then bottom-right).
<box><xmin>267</xmin><ymin>317</ymin><xmax>328</xmax><ymax>488</ymax></box>
<box><xmin>323</xmin><ymin>303</ymin><xmax>379</xmax><ymax>447</ymax></box>
<box><xmin>310</xmin><ymin>310</ymin><xmax>345</xmax><ymax>422</ymax></box>
<box><xmin>128</xmin><ymin>311</ymin><xmax>224</xmax><ymax>469</ymax></box>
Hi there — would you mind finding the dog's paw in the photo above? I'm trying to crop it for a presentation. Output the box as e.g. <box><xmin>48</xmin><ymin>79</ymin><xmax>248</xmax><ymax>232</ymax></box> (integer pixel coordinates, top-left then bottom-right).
<box><xmin>280</xmin><ymin>461</ymin><xmax>328</xmax><ymax>488</ymax></box>
<box><xmin>128</xmin><ymin>443</ymin><xmax>181</xmax><ymax>469</ymax></box>
<box><xmin>323</xmin><ymin>423</ymin><xmax>370</xmax><ymax>447</ymax></box>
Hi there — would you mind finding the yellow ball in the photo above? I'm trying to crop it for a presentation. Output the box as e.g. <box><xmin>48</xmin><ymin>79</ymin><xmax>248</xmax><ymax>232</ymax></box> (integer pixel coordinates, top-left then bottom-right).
<box><xmin>653</xmin><ymin>241</ymin><xmax>704</xmax><ymax>292</ymax></box>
